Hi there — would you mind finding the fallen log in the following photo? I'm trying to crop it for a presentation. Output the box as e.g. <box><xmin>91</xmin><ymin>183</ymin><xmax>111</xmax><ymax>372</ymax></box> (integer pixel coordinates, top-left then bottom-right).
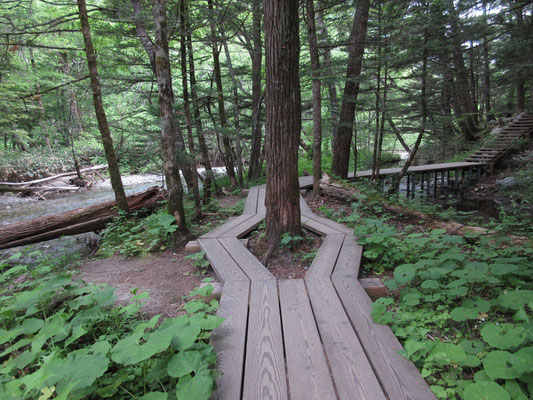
<box><xmin>0</xmin><ymin>186</ymin><xmax>164</xmax><ymax>250</ymax></box>
<box><xmin>319</xmin><ymin>174</ymin><xmax>530</xmax><ymax>242</ymax></box>
<box><xmin>0</xmin><ymin>185</ymin><xmax>81</xmax><ymax>194</ymax></box>
<box><xmin>0</xmin><ymin>164</ymin><xmax>107</xmax><ymax>187</ymax></box>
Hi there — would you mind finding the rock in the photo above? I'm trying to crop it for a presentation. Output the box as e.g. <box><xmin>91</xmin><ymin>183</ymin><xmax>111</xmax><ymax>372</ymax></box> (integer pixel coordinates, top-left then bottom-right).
<box><xmin>496</xmin><ymin>176</ymin><xmax>517</xmax><ymax>189</ymax></box>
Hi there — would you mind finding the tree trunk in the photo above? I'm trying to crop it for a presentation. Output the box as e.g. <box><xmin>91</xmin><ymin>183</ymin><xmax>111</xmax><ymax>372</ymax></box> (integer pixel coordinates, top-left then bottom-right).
<box><xmin>152</xmin><ymin>0</ymin><xmax>188</xmax><ymax>233</ymax></box>
<box><xmin>515</xmin><ymin>5</ymin><xmax>525</xmax><ymax>113</ymax></box>
<box><xmin>264</xmin><ymin>0</ymin><xmax>301</xmax><ymax>255</ymax></box>
<box><xmin>316</xmin><ymin>6</ymin><xmax>338</xmax><ymax>151</ymax></box>
<box><xmin>208</xmin><ymin>0</ymin><xmax>237</xmax><ymax>187</ymax></box>
<box><xmin>248</xmin><ymin>0</ymin><xmax>263</xmax><ymax>180</ymax></box>
<box><xmin>77</xmin><ymin>0</ymin><xmax>129</xmax><ymax>213</ymax></box>
<box><xmin>305</xmin><ymin>0</ymin><xmax>322</xmax><ymax>195</ymax></box>
<box><xmin>331</xmin><ymin>0</ymin><xmax>370</xmax><ymax>178</ymax></box>
<box><xmin>186</xmin><ymin>21</ymin><xmax>214</xmax><ymax>202</ymax></box>
<box><xmin>0</xmin><ymin>187</ymin><xmax>163</xmax><ymax>250</ymax></box>
<box><xmin>179</xmin><ymin>0</ymin><xmax>202</xmax><ymax>219</ymax></box>
<box><xmin>482</xmin><ymin>1</ymin><xmax>494</xmax><ymax>121</ymax></box>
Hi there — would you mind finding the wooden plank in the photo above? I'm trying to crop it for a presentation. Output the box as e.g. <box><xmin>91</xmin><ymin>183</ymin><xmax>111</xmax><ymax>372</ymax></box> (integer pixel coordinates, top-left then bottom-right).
<box><xmin>278</xmin><ymin>279</ymin><xmax>337</xmax><ymax>400</ymax></box>
<box><xmin>221</xmin><ymin>213</ymin><xmax>264</xmax><ymax>238</ymax></box>
<box><xmin>243</xmin><ymin>280</ymin><xmax>288</xmax><ymax>400</ymax></box>
<box><xmin>299</xmin><ymin>195</ymin><xmax>313</xmax><ymax>215</ymax></box>
<box><xmin>298</xmin><ymin>175</ymin><xmax>314</xmax><ymax>189</ymax></box>
<box><xmin>243</xmin><ymin>186</ymin><xmax>260</xmax><ymax>215</ymax></box>
<box><xmin>332</xmin><ymin>276</ymin><xmax>436</xmax><ymax>399</ymax></box>
<box><xmin>198</xmin><ymin>238</ymin><xmax>248</xmax><ymax>282</ymax></box>
<box><xmin>200</xmin><ymin>214</ymin><xmax>254</xmax><ymax>238</ymax></box>
<box><xmin>331</xmin><ymin>233</ymin><xmax>363</xmax><ymax>280</ymax></box>
<box><xmin>257</xmin><ymin>186</ymin><xmax>266</xmax><ymax>215</ymax></box>
<box><xmin>305</xmin><ymin>278</ymin><xmax>387</xmax><ymax>400</ymax></box>
<box><xmin>302</xmin><ymin>212</ymin><xmax>353</xmax><ymax>235</ymax></box>
<box><xmin>219</xmin><ymin>237</ymin><xmax>275</xmax><ymax>280</ymax></box>
<box><xmin>306</xmin><ymin>233</ymin><xmax>345</xmax><ymax>279</ymax></box>
<box><xmin>211</xmin><ymin>280</ymin><xmax>250</xmax><ymax>400</ymax></box>
<box><xmin>301</xmin><ymin>215</ymin><xmax>345</xmax><ymax>236</ymax></box>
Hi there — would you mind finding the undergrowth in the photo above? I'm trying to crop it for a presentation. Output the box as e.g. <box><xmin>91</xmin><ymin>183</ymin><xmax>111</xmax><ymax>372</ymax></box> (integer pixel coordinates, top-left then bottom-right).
<box><xmin>321</xmin><ymin>187</ymin><xmax>533</xmax><ymax>400</ymax></box>
<box><xmin>0</xmin><ymin>251</ymin><xmax>223</xmax><ymax>400</ymax></box>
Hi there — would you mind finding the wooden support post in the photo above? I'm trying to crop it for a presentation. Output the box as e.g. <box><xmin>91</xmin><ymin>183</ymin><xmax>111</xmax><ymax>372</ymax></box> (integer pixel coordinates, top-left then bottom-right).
<box><xmin>476</xmin><ymin>166</ymin><xmax>481</xmax><ymax>180</ymax></box>
<box><xmin>426</xmin><ymin>172</ymin><xmax>431</xmax><ymax>198</ymax></box>
<box><xmin>440</xmin><ymin>171</ymin><xmax>445</xmax><ymax>196</ymax></box>
<box><xmin>433</xmin><ymin>171</ymin><xmax>438</xmax><ymax>199</ymax></box>
<box><xmin>454</xmin><ymin>168</ymin><xmax>459</xmax><ymax>192</ymax></box>
<box><xmin>406</xmin><ymin>174</ymin><xmax>410</xmax><ymax>198</ymax></box>
<box><xmin>445</xmin><ymin>170</ymin><xmax>450</xmax><ymax>199</ymax></box>
<box><xmin>421</xmin><ymin>173</ymin><xmax>425</xmax><ymax>191</ymax></box>
<box><xmin>467</xmin><ymin>167</ymin><xmax>472</xmax><ymax>186</ymax></box>
<box><xmin>411</xmin><ymin>173</ymin><xmax>416</xmax><ymax>199</ymax></box>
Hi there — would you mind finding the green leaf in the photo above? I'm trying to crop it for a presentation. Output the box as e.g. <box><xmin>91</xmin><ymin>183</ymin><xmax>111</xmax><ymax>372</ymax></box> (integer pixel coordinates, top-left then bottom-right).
<box><xmin>189</xmin><ymin>313</ymin><xmax>224</xmax><ymax>331</ymax></box>
<box><xmin>483</xmin><ymin>350</ymin><xmax>528</xmax><ymax>380</ymax></box>
<box><xmin>463</xmin><ymin>381</ymin><xmax>509</xmax><ymax>400</ymax></box>
<box><xmin>394</xmin><ymin>264</ymin><xmax>416</xmax><ymax>284</ymax></box>
<box><xmin>504</xmin><ymin>379</ymin><xmax>528</xmax><ymax>400</ymax></box>
<box><xmin>111</xmin><ymin>329</ymin><xmax>172</xmax><ymax>365</ymax></box>
<box><xmin>176</xmin><ymin>373</ymin><xmax>213</xmax><ymax>400</ymax></box>
<box><xmin>499</xmin><ymin>291</ymin><xmax>533</xmax><ymax>311</ymax></box>
<box><xmin>370</xmin><ymin>303</ymin><xmax>393</xmax><ymax>325</ymax></box>
<box><xmin>167</xmin><ymin>352</ymin><xmax>195</xmax><ymax>378</ymax></box>
<box><xmin>421</xmin><ymin>280</ymin><xmax>440</xmax><ymax>290</ymax></box>
<box><xmin>481</xmin><ymin>324</ymin><xmax>525</xmax><ymax>350</ymax></box>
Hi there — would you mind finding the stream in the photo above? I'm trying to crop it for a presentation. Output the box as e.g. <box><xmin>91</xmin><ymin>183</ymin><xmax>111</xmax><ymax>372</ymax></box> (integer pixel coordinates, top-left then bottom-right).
<box><xmin>0</xmin><ymin>168</ymin><xmax>226</xmax><ymax>263</ymax></box>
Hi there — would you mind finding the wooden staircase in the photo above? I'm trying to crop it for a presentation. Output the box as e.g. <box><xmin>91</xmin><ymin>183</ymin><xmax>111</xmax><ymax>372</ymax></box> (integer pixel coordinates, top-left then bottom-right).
<box><xmin>465</xmin><ymin>113</ymin><xmax>533</xmax><ymax>163</ymax></box>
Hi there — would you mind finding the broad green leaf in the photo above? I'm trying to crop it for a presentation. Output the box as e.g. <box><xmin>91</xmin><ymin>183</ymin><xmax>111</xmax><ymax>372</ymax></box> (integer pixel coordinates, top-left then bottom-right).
<box><xmin>463</xmin><ymin>381</ymin><xmax>509</xmax><ymax>400</ymax></box>
<box><xmin>489</xmin><ymin>263</ymin><xmax>518</xmax><ymax>276</ymax></box>
<box><xmin>370</xmin><ymin>303</ymin><xmax>392</xmax><ymax>325</ymax></box>
<box><xmin>460</xmin><ymin>340</ymin><xmax>485</xmax><ymax>355</ymax></box>
<box><xmin>176</xmin><ymin>373</ymin><xmax>213</xmax><ymax>400</ymax></box>
<box><xmin>481</xmin><ymin>324</ymin><xmax>525</xmax><ymax>350</ymax></box>
<box><xmin>394</xmin><ymin>264</ymin><xmax>416</xmax><ymax>284</ymax></box>
<box><xmin>504</xmin><ymin>379</ymin><xmax>528</xmax><ymax>400</ymax></box>
<box><xmin>168</xmin><ymin>352</ymin><xmax>195</xmax><ymax>378</ymax></box>
<box><xmin>139</xmin><ymin>393</ymin><xmax>168</xmax><ymax>400</ymax></box>
<box><xmin>499</xmin><ymin>291</ymin><xmax>533</xmax><ymax>311</ymax></box>
<box><xmin>483</xmin><ymin>350</ymin><xmax>527</xmax><ymax>380</ymax></box>
<box><xmin>189</xmin><ymin>313</ymin><xmax>224</xmax><ymax>330</ymax></box>
<box><xmin>421</xmin><ymin>280</ymin><xmax>440</xmax><ymax>290</ymax></box>
<box><xmin>111</xmin><ymin>329</ymin><xmax>172</xmax><ymax>365</ymax></box>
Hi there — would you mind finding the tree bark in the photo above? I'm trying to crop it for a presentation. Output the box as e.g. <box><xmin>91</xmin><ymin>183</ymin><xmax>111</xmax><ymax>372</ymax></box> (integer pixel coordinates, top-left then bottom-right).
<box><xmin>208</xmin><ymin>0</ymin><xmax>237</xmax><ymax>188</ymax></box>
<box><xmin>482</xmin><ymin>1</ymin><xmax>494</xmax><ymax>121</ymax></box>
<box><xmin>77</xmin><ymin>0</ymin><xmax>129</xmax><ymax>213</ymax></box>
<box><xmin>514</xmin><ymin>5</ymin><xmax>525</xmax><ymax>113</ymax></box>
<box><xmin>0</xmin><ymin>187</ymin><xmax>163</xmax><ymax>250</ymax></box>
<box><xmin>179</xmin><ymin>0</ymin><xmax>202</xmax><ymax>219</ymax></box>
<box><xmin>248</xmin><ymin>0</ymin><xmax>263</xmax><ymax>180</ymax></box>
<box><xmin>152</xmin><ymin>0</ymin><xmax>188</xmax><ymax>233</ymax></box>
<box><xmin>186</xmin><ymin>18</ymin><xmax>214</xmax><ymax>202</ymax></box>
<box><xmin>264</xmin><ymin>0</ymin><xmax>301</xmax><ymax>255</ymax></box>
<box><xmin>305</xmin><ymin>0</ymin><xmax>322</xmax><ymax>195</ymax></box>
<box><xmin>331</xmin><ymin>0</ymin><xmax>370</xmax><ymax>179</ymax></box>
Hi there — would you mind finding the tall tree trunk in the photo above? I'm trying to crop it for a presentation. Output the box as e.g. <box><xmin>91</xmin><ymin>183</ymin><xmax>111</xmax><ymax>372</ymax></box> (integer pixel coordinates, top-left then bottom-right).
<box><xmin>77</xmin><ymin>0</ymin><xmax>129</xmax><ymax>213</ymax></box>
<box><xmin>515</xmin><ymin>5</ymin><xmax>525</xmax><ymax>113</ymax></box>
<box><xmin>372</xmin><ymin>1</ymin><xmax>382</xmax><ymax>180</ymax></box>
<box><xmin>264</xmin><ymin>0</ymin><xmax>301</xmax><ymax>255</ymax></box>
<box><xmin>186</xmin><ymin>19</ymin><xmax>214</xmax><ymax>202</ymax></box>
<box><xmin>208</xmin><ymin>0</ymin><xmax>237</xmax><ymax>187</ymax></box>
<box><xmin>305</xmin><ymin>0</ymin><xmax>322</xmax><ymax>195</ymax></box>
<box><xmin>131</xmin><ymin>0</ymin><xmax>196</xmax><ymax>194</ymax></box>
<box><xmin>152</xmin><ymin>0</ymin><xmax>187</xmax><ymax>233</ymax></box>
<box><xmin>331</xmin><ymin>0</ymin><xmax>370</xmax><ymax>179</ymax></box>
<box><xmin>28</xmin><ymin>48</ymin><xmax>51</xmax><ymax>149</ymax></box>
<box><xmin>248</xmin><ymin>0</ymin><xmax>263</xmax><ymax>180</ymax></box>
<box><xmin>316</xmin><ymin>6</ymin><xmax>338</xmax><ymax>151</ymax></box>
<box><xmin>448</xmin><ymin>0</ymin><xmax>478</xmax><ymax>140</ymax></box>
<box><xmin>179</xmin><ymin>0</ymin><xmax>201</xmax><ymax>219</ymax></box>
<box><xmin>482</xmin><ymin>1</ymin><xmax>494</xmax><ymax>121</ymax></box>
<box><xmin>220</xmin><ymin>25</ymin><xmax>244</xmax><ymax>187</ymax></box>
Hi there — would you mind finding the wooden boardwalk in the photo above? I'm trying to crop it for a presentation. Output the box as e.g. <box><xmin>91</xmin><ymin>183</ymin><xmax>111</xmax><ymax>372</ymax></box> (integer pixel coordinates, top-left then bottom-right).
<box><xmin>200</xmin><ymin>185</ymin><xmax>436</xmax><ymax>399</ymax></box>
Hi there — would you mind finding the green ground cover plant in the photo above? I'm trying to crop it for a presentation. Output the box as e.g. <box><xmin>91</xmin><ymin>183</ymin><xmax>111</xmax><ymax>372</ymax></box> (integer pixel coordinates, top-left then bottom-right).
<box><xmin>321</xmin><ymin>189</ymin><xmax>533</xmax><ymax>400</ymax></box>
<box><xmin>0</xmin><ymin>251</ymin><xmax>223</xmax><ymax>400</ymax></box>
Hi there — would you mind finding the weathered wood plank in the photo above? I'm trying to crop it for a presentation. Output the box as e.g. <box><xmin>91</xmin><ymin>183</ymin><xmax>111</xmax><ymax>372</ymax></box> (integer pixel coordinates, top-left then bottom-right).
<box><xmin>199</xmin><ymin>214</ymin><xmax>254</xmax><ymax>239</ymax></box>
<box><xmin>243</xmin><ymin>280</ymin><xmax>288</xmax><ymax>400</ymax></box>
<box><xmin>211</xmin><ymin>280</ymin><xmax>250</xmax><ymax>400</ymax></box>
<box><xmin>351</xmin><ymin>161</ymin><xmax>485</xmax><ymax>178</ymax></box>
<box><xmin>305</xmin><ymin>233</ymin><xmax>345</xmax><ymax>279</ymax></box>
<box><xmin>301</xmin><ymin>215</ymin><xmax>345</xmax><ymax>236</ymax></box>
<box><xmin>305</xmin><ymin>278</ymin><xmax>386</xmax><ymax>400</ymax></box>
<box><xmin>302</xmin><ymin>212</ymin><xmax>353</xmax><ymax>235</ymax></box>
<box><xmin>243</xmin><ymin>186</ymin><xmax>260</xmax><ymax>215</ymax></box>
<box><xmin>198</xmin><ymin>238</ymin><xmax>248</xmax><ymax>283</ymax></box>
<box><xmin>332</xmin><ymin>276</ymin><xmax>436</xmax><ymax>400</ymax></box>
<box><xmin>329</xmin><ymin>234</ymin><xmax>363</xmax><ymax>280</ymax></box>
<box><xmin>299</xmin><ymin>195</ymin><xmax>313</xmax><ymax>215</ymax></box>
<box><xmin>279</xmin><ymin>279</ymin><xmax>337</xmax><ymax>400</ymax></box>
<box><xmin>220</xmin><ymin>213</ymin><xmax>264</xmax><ymax>238</ymax></box>
<box><xmin>298</xmin><ymin>175</ymin><xmax>314</xmax><ymax>189</ymax></box>
<box><xmin>257</xmin><ymin>186</ymin><xmax>266</xmax><ymax>215</ymax></box>
<box><xmin>219</xmin><ymin>237</ymin><xmax>274</xmax><ymax>280</ymax></box>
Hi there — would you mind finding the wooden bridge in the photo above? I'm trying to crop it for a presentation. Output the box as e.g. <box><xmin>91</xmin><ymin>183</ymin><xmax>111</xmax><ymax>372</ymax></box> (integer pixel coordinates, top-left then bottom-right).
<box><xmin>199</xmin><ymin>184</ymin><xmax>436</xmax><ymax>399</ymax></box>
<box><xmin>301</xmin><ymin>113</ymin><xmax>533</xmax><ymax>198</ymax></box>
